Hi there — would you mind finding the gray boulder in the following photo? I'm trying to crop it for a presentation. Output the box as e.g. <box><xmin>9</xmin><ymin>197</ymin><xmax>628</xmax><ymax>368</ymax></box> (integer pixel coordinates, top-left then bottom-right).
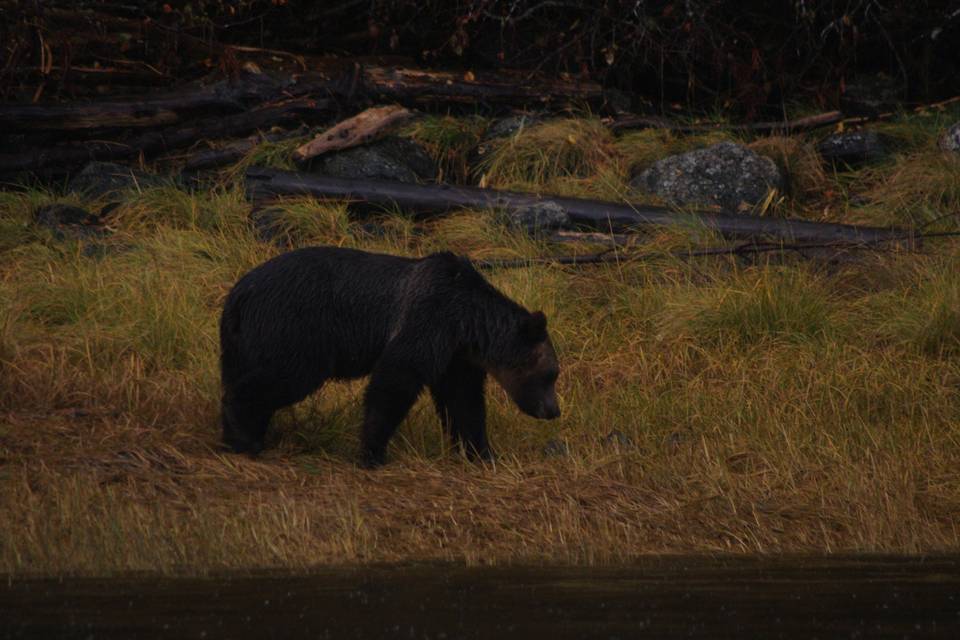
<box><xmin>505</xmin><ymin>200</ymin><xmax>569</xmax><ymax>234</ymax></box>
<box><xmin>632</xmin><ymin>141</ymin><xmax>783</xmax><ymax>212</ymax></box>
<box><xmin>840</xmin><ymin>73</ymin><xmax>905</xmax><ymax>116</ymax></box>
<box><xmin>817</xmin><ymin>130</ymin><xmax>888</xmax><ymax>166</ymax></box>
<box><xmin>68</xmin><ymin>162</ymin><xmax>162</xmax><ymax>198</ymax></box>
<box><xmin>601</xmin><ymin>430</ymin><xmax>633</xmax><ymax>448</ymax></box>
<box><xmin>939</xmin><ymin>122</ymin><xmax>960</xmax><ymax>153</ymax></box>
<box><xmin>80</xmin><ymin>241</ymin><xmax>135</xmax><ymax>259</ymax></box>
<box><xmin>484</xmin><ymin>114</ymin><xmax>541</xmax><ymax>141</ymax></box>
<box><xmin>541</xmin><ymin>439</ymin><xmax>569</xmax><ymax>458</ymax></box>
<box><xmin>249</xmin><ymin>206</ymin><xmax>286</xmax><ymax>244</ymax></box>
<box><xmin>312</xmin><ymin>137</ymin><xmax>436</xmax><ymax>183</ymax></box>
<box><xmin>33</xmin><ymin>203</ymin><xmax>106</xmax><ymax>240</ymax></box>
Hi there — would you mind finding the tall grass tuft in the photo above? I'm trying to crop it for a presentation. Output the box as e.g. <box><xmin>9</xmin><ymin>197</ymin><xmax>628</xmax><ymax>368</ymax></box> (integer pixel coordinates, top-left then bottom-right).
<box><xmin>477</xmin><ymin>119</ymin><xmax>617</xmax><ymax>191</ymax></box>
<box><xmin>404</xmin><ymin>115</ymin><xmax>489</xmax><ymax>184</ymax></box>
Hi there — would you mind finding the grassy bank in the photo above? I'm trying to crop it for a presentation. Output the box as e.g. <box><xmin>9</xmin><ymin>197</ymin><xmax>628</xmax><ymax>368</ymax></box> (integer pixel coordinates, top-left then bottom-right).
<box><xmin>2</xmin><ymin>108</ymin><xmax>960</xmax><ymax>575</ymax></box>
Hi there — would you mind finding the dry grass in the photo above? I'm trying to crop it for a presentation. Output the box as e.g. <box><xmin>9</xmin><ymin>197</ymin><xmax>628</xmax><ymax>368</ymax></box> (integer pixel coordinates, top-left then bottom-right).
<box><xmin>477</xmin><ymin>118</ymin><xmax>631</xmax><ymax>200</ymax></box>
<box><xmin>403</xmin><ymin>115</ymin><xmax>489</xmax><ymax>184</ymax></box>
<box><xmin>856</xmin><ymin>151</ymin><xmax>960</xmax><ymax>227</ymax></box>
<box><xmin>748</xmin><ymin>136</ymin><xmax>829</xmax><ymax>216</ymax></box>
<box><xmin>2</xmin><ymin>110</ymin><xmax>960</xmax><ymax>576</ymax></box>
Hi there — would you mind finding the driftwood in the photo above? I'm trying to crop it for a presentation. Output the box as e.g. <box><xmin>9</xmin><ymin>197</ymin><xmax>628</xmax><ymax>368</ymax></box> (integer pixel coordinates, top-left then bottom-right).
<box><xmin>0</xmin><ymin>99</ymin><xmax>329</xmax><ymax>173</ymax></box>
<box><xmin>293</xmin><ymin>105</ymin><xmax>413</xmax><ymax>163</ymax></box>
<box><xmin>610</xmin><ymin>110</ymin><xmax>844</xmax><ymax>135</ymax></box>
<box><xmin>245</xmin><ymin>167</ymin><xmax>907</xmax><ymax>245</ymax></box>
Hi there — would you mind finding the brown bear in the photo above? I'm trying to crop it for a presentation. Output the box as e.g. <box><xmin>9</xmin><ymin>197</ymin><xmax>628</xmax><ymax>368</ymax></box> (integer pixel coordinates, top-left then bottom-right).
<box><xmin>219</xmin><ymin>246</ymin><xmax>560</xmax><ymax>466</ymax></box>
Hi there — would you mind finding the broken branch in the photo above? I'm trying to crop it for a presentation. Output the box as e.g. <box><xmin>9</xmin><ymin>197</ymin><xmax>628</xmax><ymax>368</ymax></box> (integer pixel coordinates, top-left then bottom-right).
<box><xmin>609</xmin><ymin>111</ymin><xmax>844</xmax><ymax>135</ymax></box>
<box><xmin>293</xmin><ymin>105</ymin><xmax>413</xmax><ymax>163</ymax></box>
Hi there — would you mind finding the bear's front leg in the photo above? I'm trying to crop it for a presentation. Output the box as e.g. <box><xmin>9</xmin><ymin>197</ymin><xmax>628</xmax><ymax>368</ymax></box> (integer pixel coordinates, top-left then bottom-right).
<box><xmin>359</xmin><ymin>361</ymin><xmax>424</xmax><ymax>468</ymax></box>
<box><xmin>430</xmin><ymin>361</ymin><xmax>493</xmax><ymax>462</ymax></box>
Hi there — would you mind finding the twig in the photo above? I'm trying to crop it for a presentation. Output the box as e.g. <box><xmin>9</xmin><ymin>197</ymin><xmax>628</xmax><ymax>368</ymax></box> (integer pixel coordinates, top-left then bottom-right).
<box><xmin>610</xmin><ymin>95</ymin><xmax>960</xmax><ymax>136</ymax></box>
<box><xmin>226</xmin><ymin>45</ymin><xmax>307</xmax><ymax>71</ymax></box>
<box><xmin>475</xmin><ymin>230</ymin><xmax>960</xmax><ymax>270</ymax></box>
<box><xmin>609</xmin><ymin>110</ymin><xmax>844</xmax><ymax>135</ymax></box>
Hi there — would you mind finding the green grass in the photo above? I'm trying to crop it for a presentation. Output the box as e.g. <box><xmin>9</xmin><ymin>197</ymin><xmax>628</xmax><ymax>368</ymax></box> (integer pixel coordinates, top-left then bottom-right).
<box><xmin>403</xmin><ymin>114</ymin><xmax>489</xmax><ymax>183</ymax></box>
<box><xmin>1</xmin><ymin>111</ymin><xmax>960</xmax><ymax>575</ymax></box>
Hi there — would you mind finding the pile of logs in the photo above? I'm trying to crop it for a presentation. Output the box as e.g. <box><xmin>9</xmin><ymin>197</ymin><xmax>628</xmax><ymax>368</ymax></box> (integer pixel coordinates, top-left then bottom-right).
<box><xmin>0</xmin><ymin>42</ymin><xmax>920</xmax><ymax>248</ymax></box>
<box><xmin>0</xmin><ymin>63</ymin><xmax>604</xmax><ymax>176</ymax></box>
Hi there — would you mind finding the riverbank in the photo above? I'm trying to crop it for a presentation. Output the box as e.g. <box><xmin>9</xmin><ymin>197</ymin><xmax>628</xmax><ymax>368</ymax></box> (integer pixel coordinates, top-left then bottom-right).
<box><xmin>2</xmin><ymin>109</ymin><xmax>959</xmax><ymax>574</ymax></box>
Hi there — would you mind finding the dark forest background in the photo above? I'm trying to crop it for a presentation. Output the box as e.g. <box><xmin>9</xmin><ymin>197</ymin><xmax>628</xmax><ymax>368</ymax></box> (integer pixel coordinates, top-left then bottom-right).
<box><xmin>2</xmin><ymin>0</ymin><xmax>959</xmax><ymax>116</ymax></box>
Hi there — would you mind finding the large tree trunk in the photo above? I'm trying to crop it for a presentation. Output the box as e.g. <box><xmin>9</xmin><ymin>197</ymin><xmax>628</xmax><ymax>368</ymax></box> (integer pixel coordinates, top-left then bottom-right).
<box><xmin>245</xmin><ymin>168</ymin><xmax>908</xmax><ymax>245</ymax></box>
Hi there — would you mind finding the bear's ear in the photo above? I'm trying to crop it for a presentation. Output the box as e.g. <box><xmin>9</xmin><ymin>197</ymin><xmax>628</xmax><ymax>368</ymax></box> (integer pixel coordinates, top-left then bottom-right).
<box><xmin>520</xmin><ymin>311</ymin><xmax>548</xmax><ymax>343</ymax></box>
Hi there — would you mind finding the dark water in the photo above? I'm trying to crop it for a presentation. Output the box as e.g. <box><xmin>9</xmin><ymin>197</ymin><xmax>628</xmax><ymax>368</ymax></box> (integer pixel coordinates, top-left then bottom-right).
<box><xmin>2</xmin><ymin>556</ymin><xmax>959</xmax><ymax>639</ymax></box>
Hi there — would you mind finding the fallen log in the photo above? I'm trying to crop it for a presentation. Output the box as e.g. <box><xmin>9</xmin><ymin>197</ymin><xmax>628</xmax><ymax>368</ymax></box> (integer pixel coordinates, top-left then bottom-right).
<box><xmin>259</xmin><ymin>65</ymin><xmax>603</xmax><ymax>108</ymax></box>
<box><xmin>293</xmin><ymin>105</ymin><xmax>414</xmax><ymax>163</ymax></box>
<box><xmin>0</xmin><ymin>99</ymin><xmax>329</xmax><ymax>173</ymax></box>
<box><xmin>357</xmin><ymin>66</ymin><xmax>603</xmax><ymax>106</ymax></box>
<box><xmin>0</xmin><ymin>72</ymin><xmax>290</xmax><ymax>131</ymax></box>
<box><xmin>610</xmin><ymin>110</ymin><xmax>844</xmax><ymax>135</ymax></box>
<box><xmin>244</xmin><ymin>168</ymin><xmax>908</xmax><ymax>245</ymax></box>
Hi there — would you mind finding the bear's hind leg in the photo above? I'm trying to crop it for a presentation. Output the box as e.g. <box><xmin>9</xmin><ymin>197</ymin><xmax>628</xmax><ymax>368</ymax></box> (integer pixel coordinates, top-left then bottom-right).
<box><xmin>220</xmin><ymin>371</ymin><xmax>282</xmax><ymax>455</ymax></box>
<box><xmin>222</xmin><ymin>367</ymin><xmax>328</xmax><ymax>455</ymax></box>
<box><xmin>221</xmin><ymin>398</ymin><xmax>273</xmax><ymax>455</ymax></box>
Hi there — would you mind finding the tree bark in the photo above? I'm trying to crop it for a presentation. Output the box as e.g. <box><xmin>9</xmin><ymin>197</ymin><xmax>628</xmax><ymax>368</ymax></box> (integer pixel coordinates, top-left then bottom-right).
<box><xmin>245</xmin><ymin>168</ymin><xmax>908</xmax><ymax>245</ymax></box>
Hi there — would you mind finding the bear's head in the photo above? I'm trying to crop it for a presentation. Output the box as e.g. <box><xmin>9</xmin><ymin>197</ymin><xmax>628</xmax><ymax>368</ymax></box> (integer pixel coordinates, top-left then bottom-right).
<box><xmin>491</xmin><ymin>311</ymin><xmax>561</xmax><ymax>420</ymax></box>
